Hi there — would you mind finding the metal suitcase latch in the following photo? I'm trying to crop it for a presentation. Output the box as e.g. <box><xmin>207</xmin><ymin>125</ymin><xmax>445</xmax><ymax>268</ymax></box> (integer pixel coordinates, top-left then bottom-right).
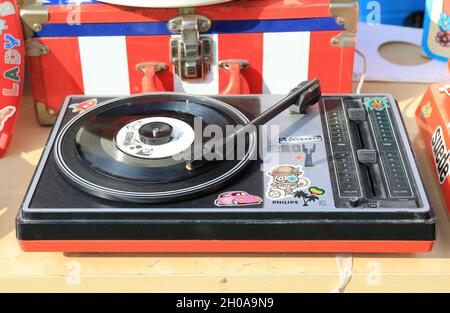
<box><xmin>329</xmin><ymin>0</ymin><xmax>358</xmax><ymax>48</ymax></box>
<box><xmin>168</xmin><ymin>14</ymin><xmax>212</xmax><ymax>81</ymax></box>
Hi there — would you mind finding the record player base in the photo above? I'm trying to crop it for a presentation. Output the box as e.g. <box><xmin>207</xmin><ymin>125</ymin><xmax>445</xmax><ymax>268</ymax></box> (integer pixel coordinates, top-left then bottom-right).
<box><xmin>18</xmin><ymin>240</ymin><xmax>434</xmax><ymax>253</ymax></box>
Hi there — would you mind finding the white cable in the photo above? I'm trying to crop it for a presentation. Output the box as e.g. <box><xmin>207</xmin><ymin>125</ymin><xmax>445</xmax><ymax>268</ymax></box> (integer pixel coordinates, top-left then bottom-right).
<box><xmin>331</xmin><ymin>253</ymin><xmax>354</xmax><ymax>293</ymax></box>
<box><xmin>355</xmin><ymin>48</ymin><xmax>367</xmax><ymax>94</ymax></box>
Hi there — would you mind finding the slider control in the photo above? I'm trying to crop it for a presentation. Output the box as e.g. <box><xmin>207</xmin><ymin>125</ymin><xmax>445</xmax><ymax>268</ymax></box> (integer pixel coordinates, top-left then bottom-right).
<box><xmin>357</xmin><ymin>149</ymin><xmax>378</xmax><ymax>165</ymax></box>
<box><xmin>347</xmin><ymin>108</ymin><xmax>366</xmax><ymax>122</ymax></box>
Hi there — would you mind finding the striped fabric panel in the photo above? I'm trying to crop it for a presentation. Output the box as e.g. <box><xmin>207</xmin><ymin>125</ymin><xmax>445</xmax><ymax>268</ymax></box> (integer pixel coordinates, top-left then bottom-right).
<box><xmin>78</xmin><ymin>36</ymin><xmax>131</xmax><ymax>95</ymax></box>
<box><xmin>76</xmin><ymin>32</ymin><xmax>312</xmax><ymax>95</ymax></box>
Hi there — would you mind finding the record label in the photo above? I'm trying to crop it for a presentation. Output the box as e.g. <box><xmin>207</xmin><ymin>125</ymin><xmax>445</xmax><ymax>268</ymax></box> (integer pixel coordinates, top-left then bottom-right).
<box><xmin>115</xmin><ymin>117</ymin><xmax>195</xmax><ymax>159</ymax></box>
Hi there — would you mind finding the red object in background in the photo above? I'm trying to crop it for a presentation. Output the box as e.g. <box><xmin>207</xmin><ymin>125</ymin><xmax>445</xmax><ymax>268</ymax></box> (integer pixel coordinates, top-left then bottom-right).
<box><xmin>416</xmin><ymin>61</ymin><xmax>450</xmax><ymax>216</ymax></box>
<box><xmin>0</xmin><ymin>0</ymin><xmax>25</xmax><ymax>157</ymax></box>
<box><xmin>218</xmin><ymin>33</ymin><xmax>263</xmax><ymax>94</ymax></box>
<box><xmin>26</xmin><ymin>0</ymin><xmax>356</xmax><ymax>124</ymax></box>
<box><xmin>18</xmin><ymin>239</ymin><xmax>433</xmax><ymax>253</ymax></box>
<box><xmin>219</xmin><ymin>59</ymin><xmax>251</xmax><ymax>95</ymax></box>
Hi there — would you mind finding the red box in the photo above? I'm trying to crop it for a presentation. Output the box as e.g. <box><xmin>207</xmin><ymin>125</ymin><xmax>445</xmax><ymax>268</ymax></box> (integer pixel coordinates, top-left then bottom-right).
<box><xmin>23</xmin><ymin>0</ymin><xmax>357</xmax><ymax>124</ymax></box>
<box><xmin>416</xmin><ymin>75</ymin><xmax>450</xmax><ymax>215</ymax></box>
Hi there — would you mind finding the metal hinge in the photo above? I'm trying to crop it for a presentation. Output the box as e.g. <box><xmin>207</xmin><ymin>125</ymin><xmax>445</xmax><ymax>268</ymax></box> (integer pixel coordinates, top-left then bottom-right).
<box><xmin>168</xmin><ymin>13</ymin><xmax>212</xmax><ymax>81</ymax></box>
<box><xmin>330</xmin><ymin>0</ymin><xmax>358</xmax><ymax>33</ymax></box>
<box><xmin>26</xmin><ymin>39</ymin><xmax>49</xmax><ymax>56</ymax></box>
<box><xmin>19</xmin><ymin>0</ymin><xmax>49</xmax><ymax>39</ymax></box>
<box><xmin>330</xmin><ymin>32</ymin><xmax>356</xmax><ymax>48</ymax></box>
<box><xmin>35</xmin><ymin>102</ymin><xmax>56</xmax><ymax>126</ymax></box>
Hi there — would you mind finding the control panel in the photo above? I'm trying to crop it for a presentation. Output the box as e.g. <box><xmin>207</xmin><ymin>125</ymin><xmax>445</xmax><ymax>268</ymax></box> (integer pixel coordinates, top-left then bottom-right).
<box><xmin>320</xmin><ymin>95</ymin><xmax>419</xmax><ymax>209</ymax></box>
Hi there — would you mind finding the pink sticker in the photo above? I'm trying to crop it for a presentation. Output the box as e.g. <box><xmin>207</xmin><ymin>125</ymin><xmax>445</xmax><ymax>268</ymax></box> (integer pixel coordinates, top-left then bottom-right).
<box><xmin>214</xmin><ymin>191</ymin><xmax>263</xmax><ymax>207</ymax></box>
<box><xmin>5</xmin><ymin>48</ymin><xmax>20</xmax><ymax>65</ymax></box>
<box><xmin>2</xmin><ymin>82</ymin><xmax>19</xmax><ymax>96</ymax></box>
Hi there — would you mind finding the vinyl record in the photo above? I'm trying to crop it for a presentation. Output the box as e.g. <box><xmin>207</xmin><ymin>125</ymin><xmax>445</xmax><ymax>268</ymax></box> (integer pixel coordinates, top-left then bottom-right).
<box><xmin>54</xmin><ymin>93</ymin><xmax>256</xmax><ymax>203</ymax></box>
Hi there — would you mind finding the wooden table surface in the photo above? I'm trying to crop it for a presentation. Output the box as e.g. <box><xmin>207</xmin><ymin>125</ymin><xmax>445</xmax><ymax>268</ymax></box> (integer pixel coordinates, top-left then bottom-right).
<box><xmin>1</xmin><ymin>80</ymin><xmax>450</xmax><ymax>292</ymax></box>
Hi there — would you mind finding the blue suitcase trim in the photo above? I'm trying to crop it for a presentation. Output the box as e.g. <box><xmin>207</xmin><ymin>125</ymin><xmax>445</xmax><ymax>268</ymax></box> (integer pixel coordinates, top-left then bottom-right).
<box><xmin>34</xmin><ymin>18</ymin><xmax>344</xmax><ymax>38</ymax></box>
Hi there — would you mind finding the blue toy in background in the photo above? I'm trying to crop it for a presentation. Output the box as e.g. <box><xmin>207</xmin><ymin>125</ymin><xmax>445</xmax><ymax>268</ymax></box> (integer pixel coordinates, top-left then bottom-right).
<box><xmin>422</xmin><ymin>0</ymin><xmax>450</xmax><ymax>61</ymax></box>
<box><xmin>359</xmin><ymin>0</ymin><xmax>425</xmax><ymax>27</ymax></box>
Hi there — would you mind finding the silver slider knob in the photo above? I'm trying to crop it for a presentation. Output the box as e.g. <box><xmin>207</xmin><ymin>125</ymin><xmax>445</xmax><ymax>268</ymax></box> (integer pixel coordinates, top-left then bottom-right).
<box><xmin>348</xmin><ymin>108</ymin><xmax>366</xmax><ymax>121</ymax></box>
<box><xmin>357</xmin><ymin>149</ymin><xmax>378</xmax><ymax>165</ymax></box>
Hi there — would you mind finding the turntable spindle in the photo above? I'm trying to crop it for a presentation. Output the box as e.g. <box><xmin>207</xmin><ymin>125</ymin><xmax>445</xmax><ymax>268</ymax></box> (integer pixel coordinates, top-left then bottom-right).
<box><xmin>138</xmin><ymin>122</ymin><xmax>173</xmax><ymax>145</ymax></box>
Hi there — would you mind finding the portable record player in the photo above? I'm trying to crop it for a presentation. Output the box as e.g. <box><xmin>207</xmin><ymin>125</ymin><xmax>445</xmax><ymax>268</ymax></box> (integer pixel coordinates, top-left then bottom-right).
<box><xmin>16</xmin><ymin>80</ymin><xmax>436</xmax><ymax>253</ymax></box>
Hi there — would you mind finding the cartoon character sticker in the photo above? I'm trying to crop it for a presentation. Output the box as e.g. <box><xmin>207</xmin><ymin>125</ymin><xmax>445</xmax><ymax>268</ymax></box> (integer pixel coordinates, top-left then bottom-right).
<box><xmin>294</xmin><ymin>186</ymin><xmax>325</xmax><ymax>206</ymax></box>
<box><xmin>214</xmin><ymin>191</ymin><xmax>263</xmax><ymax>207</ymax></box>
<box><xmin>0</xmin><ymin>105</ymin><xmax>16</xmax><ymax>131</ymax></box>
<box><xmin>364</xmin><ymin>97</ymin><xmax>389</xmax><ymax>111</ymax></box>
<box><xmin>266</xmin><ymin>165</ymin><xmax>310</xmax><ymax>200</ymax></box>
<box><xmin>69</xmin><ymin>98</ymin><xmax>97</xmax><ymax>113</ymax></box>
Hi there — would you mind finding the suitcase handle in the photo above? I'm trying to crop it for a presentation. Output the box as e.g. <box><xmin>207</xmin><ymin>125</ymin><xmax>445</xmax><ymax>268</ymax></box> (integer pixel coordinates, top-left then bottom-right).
<box><xmin>219</xmin><ymin>59</ymin><xmax>250</xmax><ymax>95</ymax></box>
<box><xmin>0</xmin><ymin>0</ymin><xmax>25</xmax><ymax>158</ymax></box>
<box><xmin>136</xmin><ymin>59</ymin><xmax>251</xmax><ymax>94</ymax></box>
<box><xmin>136</xmin><ymin>62</ymin><xmax>168</xmax><ymax>93</ymax></box>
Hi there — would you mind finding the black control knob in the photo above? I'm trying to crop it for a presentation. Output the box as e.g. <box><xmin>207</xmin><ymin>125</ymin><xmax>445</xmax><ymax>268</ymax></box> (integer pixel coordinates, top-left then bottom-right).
<box><xmin>139</xmin><ymin>122</ymin><xmax>173</xmax><ymax>146</ymax></box>
<box><xmin>349</xmin><ymin>197</ymin><xmax>360</xmax><ymax>208</ymax></box>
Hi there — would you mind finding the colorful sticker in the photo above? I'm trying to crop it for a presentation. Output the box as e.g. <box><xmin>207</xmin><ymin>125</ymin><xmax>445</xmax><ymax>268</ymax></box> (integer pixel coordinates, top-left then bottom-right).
<box><xmin>0</xmin><ymin>2</ymin><xmax>15</xmax><ymax>17</ymax></box>
<box><xmin>0</xmin><ymin>19</ymin><xmax>7</xmax><ymax>35</ymax></box>
<box><xmin>4</xmin><ymin>66</ymin><xmax>19</xmax><ymax>82</ymax></box>
<box><xmin>436</xmin><ymin>10</ymin><xmax>450</xmax><ymax>47</ymax></box>
<box><xmin>69</xmin><ymin>99</ymin><xmax>97</xmax><ymax>113</ymax></box>
<box><xmin>214</xmin><ymin>191</ymin><xmax>263</xmax><ymax>207</ymax></box>
<box><xmin>364</xmin><ymin>97</ymin><xmax>389</xmax><ymax>111</ymax></box>
<box><xmin>2</xmin><ymin>81</ymin><xmax>18</xmax><ymax>96</ymax></box>
<box><xmin>439</xmin><ymin>12</ymin><xmax>450</xmax><ymax>31</ymax></box>
<box><xmin>309</xmin><ymin>186</ymin><xmax>325</xmax><ymax>196</ymax></box>
<box><xmin>439</xmin><ymin>85</ymin><xmax>450</xmax><ymax>97</ymax></box>
<box><xmin>5</xmin><ymin>48</ymin><xmax>20</xmax><ymax>65</ymax></box>
<box><xmin>266</xmin><ymin>165</ymin><xmax>310</xmax><ymax>200</ymax></box>
<box><xmin>293</xmin><ymin>186</ymin><xmax>325</xmax><ymax>207</ymax></box>
<box><xmin>4</xmin><ymin>33</ymin><xmax>20</xmax><ymax>49</ymax></box>
<box><xmin>431</xmin><ymin>125</ymin><xmax>450</xmax><ymax>184</ymax></box>
<box><xmin>0</xmin><ymin>105</ymin><xmax>16</xmax><ymax>131</ymax></box>
<box><xmin>421</xmin><ymin>102</ymin><xmax>433</xmax><ymax>119</ymax></box>
<box><xmin>436</xmin><ymin>30</ymin><xmax>450</xmax><ymax>47</ymax></box>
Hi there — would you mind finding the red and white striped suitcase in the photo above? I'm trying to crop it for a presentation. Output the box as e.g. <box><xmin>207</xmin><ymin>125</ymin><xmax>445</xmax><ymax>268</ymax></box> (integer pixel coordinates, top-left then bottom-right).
<box><xmin>12</xmin><ymin>0</ymin><xmax>357</xmax><ymax>129</ymax></box>
<box><xmin>23</xmin><ymin>0</ymin><xmax>357</xmax><ymax>125</ymax></box>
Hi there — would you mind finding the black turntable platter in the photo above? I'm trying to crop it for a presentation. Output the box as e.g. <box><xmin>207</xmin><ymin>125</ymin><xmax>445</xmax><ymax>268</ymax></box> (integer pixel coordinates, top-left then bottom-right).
<box><xmin>54</xmin><ymin>93</ymin><xmax>257</xmax><ymax>203</ymax></box>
